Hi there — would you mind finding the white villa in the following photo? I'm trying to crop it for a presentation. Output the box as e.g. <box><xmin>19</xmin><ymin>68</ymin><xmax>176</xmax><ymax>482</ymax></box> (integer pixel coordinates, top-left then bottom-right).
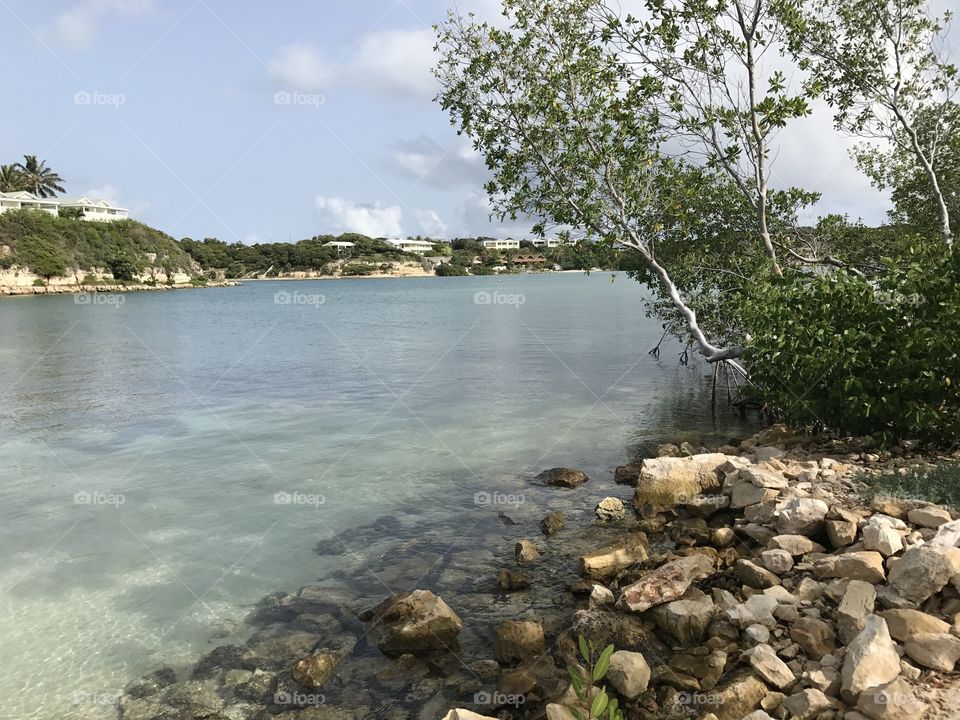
<box><xmin>388</xmin><ymin>238</ymin><xmax>435</xmax><ymax>254</ymax></box>
<box><xmin>480</xmin><ymin>238</ymin><xmax>520</xmax><ymax>250</ymax></box>
<box><xmin>323</xmin><ymin>240</ymin><xmax>355</xmax><ymax>253</ymax></box>
<box><xmin>0</xmin><ymin>191</ymin><xmax>129</xmax><ymax>221</ymax></box>
<box><xmin>531</xmin><ymin>237</ymin><xmax>575</xmax><ymax>248</ymax></box>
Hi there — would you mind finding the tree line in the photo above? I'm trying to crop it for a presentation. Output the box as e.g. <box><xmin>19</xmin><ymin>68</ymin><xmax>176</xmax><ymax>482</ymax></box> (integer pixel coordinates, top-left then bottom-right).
<box><xmin>435</xmin><ymin>0</ymin><xmax>960</xmax><ymax>442</ymax></box>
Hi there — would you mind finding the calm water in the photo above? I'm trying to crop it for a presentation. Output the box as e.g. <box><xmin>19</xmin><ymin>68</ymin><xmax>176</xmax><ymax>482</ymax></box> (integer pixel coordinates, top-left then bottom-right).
<box><xmin>0</xmin><ymin>273</ymin><xmax>752</xmax><ymax>720</ymax></box>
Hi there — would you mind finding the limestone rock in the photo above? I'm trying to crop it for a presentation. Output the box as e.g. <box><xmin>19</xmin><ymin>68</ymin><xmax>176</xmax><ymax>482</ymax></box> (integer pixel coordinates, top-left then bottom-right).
<box><xmin>493</xmin><ymin>620</ymin><xmax>545</xmax><ymax>664</ymax></box>
<box><xmin>856</xmin><ymin>676</ymin><xmax>925</xmax><ymax>719</ymax></box>
<box><xmin>515</xmin><ymin>539</ymin><xmax>541</xmax><ymax>565</ymax></box>
<box><xmin>537</xmin><ymin>468</ymin><xmax>589</xmax><ymax>488</ymax></box>
<box><xmin>862</xmin><ymin>521</ymin><xmax>903</xmax><ymax>557</ymax></box>
<box><xmin>930</xmin><ymin>519</ymin><xmax>960</xmax><ymax>548</ymax></box>
<box><xmin>578</xmin><ymin>533</ymin><xmax>649</xmax><ymax>580</ymax></box>
<box><xmin>768</xmin><ymin>534</ymin><xmax>824</xmax><ymax>556</ymax></box>
<box><xmin>840</xmin><ymin>615</ymin><xmax>901</xmax><ymax>702</ymax></box>
<box><xmin>790</xmin><ymin>617</ymin><xmax>837</xmax><ymax>659</ymax></box>
<box><xmin>730</xmin><ymin>482</ymin><xmax>779</xmax><ymax>510</ymax></box>
<box><xmin>650</xmin><ymin>595</ymin><xmax>715</xmax><ymax>647</ymax></box>
<box><xmin>888</xmin><ymin>544</ymin><xmax>960</xmax><ymax>604</ymax></box>
<box><xmin>736</xmin><ymin>559</ymin><xmax>781</xmax><ymax>589</ymax></box>
<box><xmin>776</xmin><ymin>497</ymin><xmax>829</xmax><ymax>535</ymax></box>
<box><xmin>782</xmin><ymin>689</ymin><xmax>833</xmax><ymax>719</ymax></box>
<box><xmin>903</xmin><ymin>632</ymin><xmax>960</xmax><ymax>671</ymax></box>
<box><xmin>879</xmin><ymin>609</ymin><xmax>951</xmax><ymax>641</ymax></box>
<box><xmin>749</xmin><ymin>643</ymin><xmax>795</xmax><ymax>690</ymax></box>
<box><xmin>632</xmin><ymin>453</ymin><xmax>731</xmax><ymax>507</ymax></box>
<box><xmin>367</xmin><ymin>590</ymin><xmax>463</xmax><ymax>657</ymax></box>
<box><xmin>822</xmin><ymin>551</ymin><xmax>887</xmax><ymax>584</ymax></box>
<box><xmin>727</xmin><ymin>595</ymin><xmax>779</xmax><ymax>629</ymax></box>
<box><xmin>826</xmin><ymin>519</ymin><xmax>858</xmax><ymax>548</ymax></box>
<box><xmin>618</xmin><ymin>554</ymin><xmax>715</xmax><ymax>613</ymax></box>
<box><xmin>595</xmin><ymin>497</ymin><xmax>626</xmax><ymax>522</ymax></box>
<box><xmin>711</xmin><ymin>672</ymin><xmax>768</xmax><ymax>720</ymax></box>
<box><xmin>606</xmin><ymin>650</ymin><xmax>651</xmax><ymax>699</ymax></box>
<box><xmin>761</xmin><ymin>549</ymin><xmax>794</xmax><ymax>574</ymax></box>
<box><xmin>740</xmin><ymin>465</ymin><xmax>789</xmax><ymax>489</ymax></box>
<box><xmin>837</xmin><ymin>580</ymin><xmax>877</xmax><ymax>645</ymax></box>
<box><xmin>907</xmin><ymin>505</ymin><xmax>952</xmax><ymax>529</ymax></box>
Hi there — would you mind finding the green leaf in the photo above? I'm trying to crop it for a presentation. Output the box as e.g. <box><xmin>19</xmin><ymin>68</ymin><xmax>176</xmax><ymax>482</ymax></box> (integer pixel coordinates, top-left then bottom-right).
<box><xmin>593</xmin><ymin>645</ymin><xmax>615</xmax><ymax>681</ymax></box>
<box><xmin>578</xmin><ymin>635</ymin><xmax>591</xmax><ymax>663</ymax></box>
<box><xmin>590</xmin><ymin>689</ymin><xmax>609</xmax><ymax>718</ymax></box>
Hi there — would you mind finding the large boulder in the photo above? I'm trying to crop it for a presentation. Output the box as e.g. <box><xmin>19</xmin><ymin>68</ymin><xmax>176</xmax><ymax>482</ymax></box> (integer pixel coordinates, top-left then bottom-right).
<box><xmin>888</xmin><ymin>544</ymin><xmax>960</xmax><ymax>604</ymax></box>
<box><xmin>578</xmin><ymin>533</ymin><xmax>649</xmax><ymax>580</ymax></box>
<box><xmin>840</xmin><ymin>615</ymin><xmax>901</xmax><ymax>702</ymax></box>
<box><xmin>632</xmin><ymin>453</ymin><xmax>732</xmax><ymax>507</ymax></box>
<box><xmin>907</xmin><ymin>505</ymin><xmax>952</xmax><ymax>529</ymax></box>
<box><xmin>903</xmin><ymin>632</ymin><xmax>960</xmax><ymax>671</ymax></box>
<box><xmin>816</xmin><ymin>551</ymin><xmax>886</xmax><ymax>584</ymax></box>
<box><xmin>776</xmin><ymin>497</ymin><xmax>829</xmax><ymax>535</ymax></box>
<box><xmin>879</xmin><ymin>609</ymin><xmax>951</xmax><ymax>641</ymax></box>
<box><xmin>366</xmin><ymin>590</ymin><xmax>463</xmax><ymax>657</ymax></box>
<box><xmin>493</xmin><ymin>620</ymin><xmax>545</xmax><ymax>664</ymax></box>
<box><xmin>650</xmin><ymin>594</ymin><xmax>715</xmax><ymax>646</ymax></box>
<box><xmin>536</xmin><ymin>468</ymin><xmax>589</xmax><ymax>488</ymax></box>
<box><xmin>856</xmin><ymin>677</ymin><xmax>925</xmax><ymax>719</ymax></box>
<box><xmin>618</xmin><ymin>554</ymin><xmax>715</xmax><ymax>613</ymax></box>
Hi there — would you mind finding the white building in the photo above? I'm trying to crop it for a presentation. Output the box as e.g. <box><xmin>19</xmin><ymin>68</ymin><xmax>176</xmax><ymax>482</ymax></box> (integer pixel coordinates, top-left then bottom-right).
<box><xmin>323</xmin><ymin>241</ymin><xmax>355</xmax><ymax>253</ymax></box>
<box><xmin>0</xmin><ymin>191</ymin><xmax>59</xmax><ymax>216</ymax></box>
<box><xmin>388</xmin><ymin>238</ymin><xmax>435</xmax><ymax>254</ymax></box>
<box><xmin>0</xmin><ymin>191</ymin><xmax>129</xmax><ymax>221</ymax></box>
<box><xmin>531</xmin><ymin>237</ymin><xmax>575</xmax><ymax>248</ymax></box>
<box><xmin>480</xmin><ymin>238</ymin><xmax>520</xmax><ymax>250</ymax></box>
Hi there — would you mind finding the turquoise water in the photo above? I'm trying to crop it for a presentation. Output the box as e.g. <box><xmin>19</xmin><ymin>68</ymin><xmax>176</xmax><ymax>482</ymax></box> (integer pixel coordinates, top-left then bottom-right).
<box><xmin>0</xmin><ymin>273</ymin><xmax>751</xmax><ymax>719</ymax></box>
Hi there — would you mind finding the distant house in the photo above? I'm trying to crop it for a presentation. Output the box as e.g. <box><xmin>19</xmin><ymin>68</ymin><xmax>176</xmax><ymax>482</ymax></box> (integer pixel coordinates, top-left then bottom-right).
<box><xmin>530</xmin><ymin>237</ymin><xmax>574</xmax><ymax>248</ymax></box>
<box><xmin>323</xmin><ymin>241</ymin><xmax>355</xmax><ymax>253</ymax></box>
<box><xmin>387</xmin><ymin>238</ymin><xmax>435</xmax><ymax>255</ymax></box>
<box><xmin>480</xmin><ymin>238</ymin><xmax>520</xmax><ymax>250</ymax></box>
<box><xmin>0</xmin><ymin>191</ymin><xmax>129</xmax><ymax>221</ymax></box>
<box><xmin>513</xmin><ymin>253</ymin><xmax>547</xmax><ymax>265</ymax></box>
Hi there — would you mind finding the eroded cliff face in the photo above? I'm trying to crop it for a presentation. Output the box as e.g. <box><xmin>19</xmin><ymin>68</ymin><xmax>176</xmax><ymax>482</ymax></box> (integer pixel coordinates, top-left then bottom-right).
<box><xmin>0</xmin><ymin>265</ymin><xmax>195</xmax><ymax>289</ymax></box>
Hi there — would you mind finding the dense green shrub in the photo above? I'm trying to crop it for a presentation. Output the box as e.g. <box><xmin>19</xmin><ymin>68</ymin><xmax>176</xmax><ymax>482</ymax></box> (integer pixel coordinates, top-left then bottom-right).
<box><xmin>742</xmin><ymin>251</ymin><xmax>960</xmax><ymax>443</ymax></box>
<box><xmin>862</xmin><ymin>462</ymin><xmax>960</xmax><ymax>506</ymax></box>
<box><xmin>435</xmin><ymin>262</ymin><xmax>469</xmax><ymax>276</ymax></box>
<box><xmin>108</xmin><ymin>254</ymin><xmax>142</xmax><ymax>281</ymax></box>
<box><xmin>341</xmin><ymin>262</ymin><xmax>378</xmax><ymax>276</ymax></box>
<box><xmin>18</xmin><ymin>235</ymin><xmax>66</xmax><ymax>278</ymax></box>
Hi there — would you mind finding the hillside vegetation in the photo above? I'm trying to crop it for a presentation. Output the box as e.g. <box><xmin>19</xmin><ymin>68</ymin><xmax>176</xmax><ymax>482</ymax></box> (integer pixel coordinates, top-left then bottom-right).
<box><xmin>0</xmin><ymin>210</ymin><xmax>196</xmax><ymax>279</ymax></box>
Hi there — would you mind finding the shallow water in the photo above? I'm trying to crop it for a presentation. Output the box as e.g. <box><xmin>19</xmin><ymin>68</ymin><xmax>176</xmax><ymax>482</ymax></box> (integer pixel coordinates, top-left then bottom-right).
<box><xmin>0</xmin><ymin>273</ymin><xmax>753</xmax><ymax>719</ymax></box>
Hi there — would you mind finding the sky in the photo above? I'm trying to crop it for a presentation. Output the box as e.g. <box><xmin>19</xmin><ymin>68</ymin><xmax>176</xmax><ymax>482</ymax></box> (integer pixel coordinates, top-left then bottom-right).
<box><xmin>0</xmin><ymin>0</ymin><xmax>931</xmax><ymax>244</ymax></box>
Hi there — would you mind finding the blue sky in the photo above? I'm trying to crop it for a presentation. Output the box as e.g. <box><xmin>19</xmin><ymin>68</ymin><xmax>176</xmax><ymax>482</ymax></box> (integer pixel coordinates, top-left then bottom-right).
<box><xmin>0</xmin><ymin>0</ymin><xmax>916</xmax><ymax>244</ymax></box>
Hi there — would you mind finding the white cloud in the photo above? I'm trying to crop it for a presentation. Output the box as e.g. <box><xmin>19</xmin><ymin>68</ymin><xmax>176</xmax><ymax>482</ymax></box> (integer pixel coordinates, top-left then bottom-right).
<box><xmin>85</xmin><ymin>184</ymin><xmax>121</xmax><ymax>204</ymax></box>
<box><xmin>345</xmin><ymin>29</ymin><xmax>438</xmax><ymax>99</ymax></box>
<box><xmin>54</xmin><ymin>0</ymin><xmax>153</xmax><ymax>48</ymax></box>
<box><xmin>393</xmin><ymin>135</ymin><xmax>488</xmax><ymax>188</ymax></box>
<box><xmin>416</xmin><ymin>209</ymin><xmax>448</xmax><ymax>238</ymax></box>
<box><xmin>267</xmin><ymin>28</ymin><xmax>437</xmax><ymax>100</ymax></box>
<box><xmin>316</xmin><ymin>196</ymin><xmax>404</xmax><ymax>237</ymax></box>
<box><xmin>457</xmin><ymin>191</ymin><xmax>534</xmax><ymax>238</ymax></box>
<box><xmin>268</xmin><ymin>45</ymin><xmax>331</xmax><ymax>92</ymax></box>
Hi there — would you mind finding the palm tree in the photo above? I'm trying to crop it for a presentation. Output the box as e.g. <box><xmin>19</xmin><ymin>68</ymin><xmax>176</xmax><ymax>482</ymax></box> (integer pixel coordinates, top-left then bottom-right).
<box><xmin>14</xmin><ymin>155</ymin><xmax>65</xmax><ymax>198</ymax></box>
<box><xmin>0</xmin><ymin>164</ymin><xmax>26</xmax><ymax>193</ymax></box>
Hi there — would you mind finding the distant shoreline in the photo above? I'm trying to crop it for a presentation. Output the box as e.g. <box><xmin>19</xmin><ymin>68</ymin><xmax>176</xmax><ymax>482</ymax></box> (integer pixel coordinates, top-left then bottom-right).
<box><xmin>0</xmin><ymin>279</ymin><xmax>240</xmax><ymax>298</ymax></box>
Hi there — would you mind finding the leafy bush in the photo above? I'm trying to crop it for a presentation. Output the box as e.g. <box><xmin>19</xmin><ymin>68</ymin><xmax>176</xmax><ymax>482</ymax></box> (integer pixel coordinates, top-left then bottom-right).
<box><xmin>435</xmin><ymin>262</ymin><xmax>469</xmax><ymax>276</ymax></box>
<box><xmin>108</xmin><ymin>254</ymin><xmax>142</xmax><ymax>281</ymax></box>
<box><xmin>742</xmin><ymin>251</ymin><xmax>960</xmax><ymax>444</ymax></box>
<box><xmin>18</xmin><ymin>235</ymin><xmax>66</xmax><ymax>278</ymax></box>
<box><xmin>565</xmin><ymin>635</ymin><xmax>622</xmax><ymax>720</ymax></box>
<box><xmin>861</xmin><ymin>462</ymin><xmax>960</xmax><ymax>506</ymax></box>
<box><xmin>341</xmin><ymin>262</ymin><xmax>378</xmax><ymax>276</ymax></box>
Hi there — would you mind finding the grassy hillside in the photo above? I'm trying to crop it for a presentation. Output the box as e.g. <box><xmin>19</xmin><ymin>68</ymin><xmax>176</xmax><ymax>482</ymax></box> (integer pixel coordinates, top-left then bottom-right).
<box><xmin>0</xmin><ymin>210</ymin><xmax>196</xmax><ymax>279</ymax></box>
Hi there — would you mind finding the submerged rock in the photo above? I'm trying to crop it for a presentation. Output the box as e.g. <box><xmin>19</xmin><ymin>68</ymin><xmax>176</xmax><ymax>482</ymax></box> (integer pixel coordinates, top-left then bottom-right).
<box><xmin>578</xmin><ymin>532</ymin><xmax>649</xmax><ymax>581</ymax></box>
<box><xmin>291</xmin><ymin>652</ymin><xmax>339</xmax><ymax>689</ymax></box>
<box><xmin>536</xmin><ymin>468</ymin><xmax>589</xmax><ymax>488</ymax></box>
<box><xmin>493</xmin><ymin>620</ymin><xmax>545</xmax><ymax>664</ymax></box>
<box><xmin>366</xmin><ymin>590</ymin><xmax>463</xmax><ymax>657</ymax></box>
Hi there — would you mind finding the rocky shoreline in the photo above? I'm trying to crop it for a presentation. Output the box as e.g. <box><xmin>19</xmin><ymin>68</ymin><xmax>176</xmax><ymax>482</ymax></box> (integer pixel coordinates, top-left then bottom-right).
<box><xmin>117</xmin><ymin>427</ymin><xmax>960</xmax><ymax>720</ymax></box>
<box><xmin>0</xmin><ymin>280</ymin><xmax>240</xmax><ymax>297</ymax></box>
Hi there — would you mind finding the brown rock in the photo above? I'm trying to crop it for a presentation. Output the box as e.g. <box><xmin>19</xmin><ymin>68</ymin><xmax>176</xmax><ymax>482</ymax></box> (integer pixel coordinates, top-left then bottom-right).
<box><xmin>736</xmin><ymin>559</ymin><xmax>781</xmax><ymax>589</ymax></box>
<box><xmin>618</xmin><ymin>554</ymin><xmax>715</xmax><ymax>613</ymax></box>
<box><xmin>537</xmin><ymin>468</ymin><xmax>589</xmax><ymax>488</ymax></box>
<box><xmin>632</xmin><ymin>453</ymin><xmax>731</xmax><ymax>507</ymax></box>
<box><xmin>578</xmin><ymin>533</ymin><xmax>649</xmax><ymax>580</ymax></box>
<box><xmin>515</xmin><ymin>539</ymin><xmax>540</xmax><ymax>565</ymax></box>
<box><xmin>790</xmin><ymin>617</ymin><xmax>837</xmax><ymax>659</ymax></box>
<box><xmin>826</xmin><ymin>519</ymin><xmax>858</xmax><ymax>548</ymax></box>
<box><xmin>540</xmin><ymin>511</ymin><xmax>565</xmax><ymax>536</ymax></box>
<box><xmin>497</xmin><ymin>569</ymin><xmax>530</xmax><ymax>592</ymax></box>
<box><xmin>879</xmin><ymin>608</ymin><xmax>950</xmax><ymax>641</ymax></box>
<box><xmin>711</xmin><ymin>672</ymin><xmax>768</xmax><ymax>720</ymax></box>
<box><xmin>367</xmin><ymin>590</ymin><xmax>463</xmax><ymax>657</ymax></box>
<box><xmin>856</xmin><ymin>676</ymin><xmax>925</xmax><ymax>719</ymax></box>
<box><xmin>888</xmin><ymin>544</ymin><xmax>960</xmax><ymax>603</ymax></box>
<box><xmin>493</xmin><ymin>620</ymin><xmax>545</xmax><ymax>664</ymax></box>
<box><xmin>837</xmin><ymin>580</ymin><xmax>877</xmax><ymax>645</ymax></box>
<box><xmin>291</xmin><ymin>653</ymin><xmax>339</xmax><ymax>689</ymax></box>
<box><xmin>903</xmin><ymin>632</ymin><xmax>960</xmax><ymax>671</ymax></box>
